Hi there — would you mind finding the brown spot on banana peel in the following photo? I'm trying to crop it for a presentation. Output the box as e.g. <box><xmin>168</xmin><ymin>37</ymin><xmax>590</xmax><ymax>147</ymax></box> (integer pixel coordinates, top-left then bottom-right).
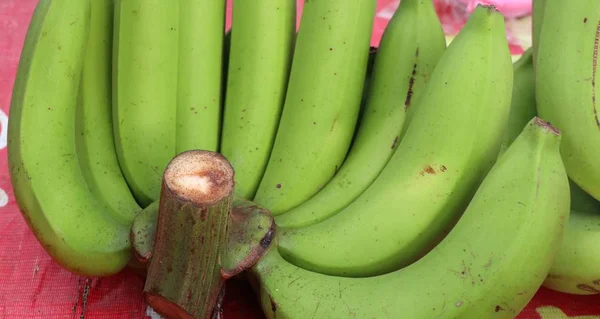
<box><xmin>419</xmin><ymin>165</ymin><xmax>444</xmax><ymax>176</ymax></box>
<box><xmin>404</xmin><ymin>48</ymin><xmax>420</xmax><ymax>109</ymax></box>
<box><xmin>422</xmin><ymin>166</ymin><xmax>435</xmax><ymax>175</ymax></box>
<box><xmin>577</xmin><ymin>284</ymin><xmax>600</xmax><ymax>293</ymax></box>
<box><xmin>593</xmin><ymin>20</ymin><xmax>600</xmax><ymax>128</ymax></box>
<box><xmin>269</xmin><ymin>294</ymin><xmax>278</xmax><ymax>315</ymax></box>
<box><xmin>391</xmin><ymin>136</ymin><xmax>399</xmax><ymax>149</ymax></box>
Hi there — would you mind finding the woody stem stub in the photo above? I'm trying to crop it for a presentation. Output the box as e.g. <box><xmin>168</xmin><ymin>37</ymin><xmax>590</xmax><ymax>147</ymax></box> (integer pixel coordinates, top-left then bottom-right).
<box><xmin>143</xmin><ymin>150</ymin><xmax>235</xmax><ymax>319</ymax></box>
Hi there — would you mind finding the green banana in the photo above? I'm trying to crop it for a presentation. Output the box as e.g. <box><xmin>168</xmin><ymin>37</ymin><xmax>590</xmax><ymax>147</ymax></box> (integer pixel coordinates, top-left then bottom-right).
<box><xmin>543</xmin><ymin>181</ymin><xmax>600</xmax><ymax>295</ymax></box>
<box><xmin>535</xmin><ymin>0</ymin><xmax>600</xmax><ymax>201</ymax></box>
<box><xmin>252</xmin><ymin>0</ymin><xmax>376</xmax><ymax>214</ymax></box>
<box><xmin>220</xmin><ymin>0</ymin><xmax>296</xmax><ymax>200</ymax></box>
<box><xmin>274</xmin><ymin>0</ymin><xmax>446</xmax><ymax>229</ymax></box>
<box><xmin>498</xmin><ymin>47</ymin><xmax>536</xmax><ymax>156</ymax></box>
<box><xmin>252</xmin><ymin>117</ymin><xmax>570</xmax><ymax>319</ymax></box>
<box><xmin>75</xmin><ymin>0</ymin><xmax>141</xmax><ymax>225</ymax></box>
<box><xmin>176</xmin><ymin>0</ymin><xmax>225</xmax><ymax>154</ymax></box>
<box><xmin>8</xmin><ymin>0</ymin><xmax>131</xmax><ymax>276</ymax></box>
<box><xmin>113</xmin><ymin>0</ymin><xmax>179</xmax><ymax>206</ymax></box>
<box><xmin>495</xmin><ymin>43</ymin><xmax>600</xmax><ymax>297</ymax></box>
<box><xmin>277</xmin><ymin>5</ymin><xmax>514</xmax><ymax>277</ymax></box>
<box><xmin>531</xmin><ymin>0</ymin><xmax>547</xmax><ymax>68</ymax></box>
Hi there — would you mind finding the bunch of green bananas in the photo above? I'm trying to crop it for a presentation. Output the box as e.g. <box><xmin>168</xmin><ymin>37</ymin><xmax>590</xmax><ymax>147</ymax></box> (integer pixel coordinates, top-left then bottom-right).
<box><xmin>6</xmin><ymin>0</ymin><xmax>600</xmax><ymax>317</ymax></box>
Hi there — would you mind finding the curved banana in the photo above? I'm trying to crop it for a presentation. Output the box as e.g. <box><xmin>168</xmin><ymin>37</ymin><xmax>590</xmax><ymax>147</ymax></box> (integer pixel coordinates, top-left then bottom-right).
<box><xmin>498</xmin><ymin>47</ymin><xmax>536</xmax><ymax>156</ymax></box>
<box><xmin>252</xmin><ymin>118</ymin><xmax>570</xmax><ymax>319</ymax></box>
<box><xmin>75</xmin><ymin>0</ymin><xmax>141</xmax><ymax>224</ymax></box>
<box><xmin>543</xmin><ymin>181</ymin><xmax>600</xmax><ymax>295</ymax></box>
<box><xmin>176</xmin><ymin>0</ymin><xmax>225</xmax><ymax>154</ymax></box>
<box><xmin>220</xmin><ymin>0</ymin><xmax>296</xmax><ymax>199</ymax></box>
<box><xmin>535</xmin><ymin>0</ymin><xmax>600</xmax><ymax>200</ymax></box>
<box><xmin>274</xmin><ymin>0</ymin><xmax>446</xmax><ymax>229</ymax></box>
<box><xmin>113</xmin><ymin>0</ymin><xmax>179</xmax><ymax>206</ymax></box>
<box><xmin>277</xmin><ymin>5</ymin><xmax>514</xmax><ymax>277</ymax></box>
<box><xmin>8</xmin><ymin>0</ymin><xmax>131</xmax><ymax>276</ymax></box>
<box><xmin>496</xmin><ymin>44</ymin><xmax>600</xmax><ymax>296</ymax></box>
<box><xmin>252</xmin><ymin>0</ymin><xmax>377</xmax><ymax>214</ymax></box>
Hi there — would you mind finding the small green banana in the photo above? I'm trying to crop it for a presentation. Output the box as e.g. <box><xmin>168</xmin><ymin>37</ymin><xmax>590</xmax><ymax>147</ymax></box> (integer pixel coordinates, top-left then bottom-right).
<box><xmin>8</xmin><ymin>0</ymin><xmax>131</xmax><ymax>276</ymax></box>
<box><xmin>113</xmin><ymin>0</ymin><xmax>179</xmax><ymax>206</ymax></box>
<box><xmin>176</xmin><ymin>0</ymin><xmax>226</xmax><ymax>154</ymax></box>
<box><xmin>252</xmin><ymin>0</ymin><xmax>377</xmax><ymax>214</ymax></box>
<box><xmin>75</xmin><ymin>0</ymin><xmax>141</xmax><ymax>225</ymax></box>
<box><xmin>535</xmin><ymin>0</ymin><xmax>600</xmax><ymax>201</ymax></box>
<box><xmin>543</xmin><ymin>181</ymin><xmax>600</xmax><ymax>295</ymax></box>
<box><xmin>277</xmin><ymin>5</ymin><xmax>514</xmax><ymax>277</ymax></box>
<box><xmin>498</xmin><ymin>47</ymin><xmax>536</xmax><ymax>156</ymax></box>
<box><xmin>220</xmin><ymin>0</ymin><xmax>296</xmax><ymax>200</ymax></box>
<box><xmin>274</xmin><ymin>0</ymin><xmax>446</xmax><ymax>229</ymax></box>
<box><xmin>252</xmin><ymin>117</ymin><xmax>570</xmax><ymax>319</ymax></box>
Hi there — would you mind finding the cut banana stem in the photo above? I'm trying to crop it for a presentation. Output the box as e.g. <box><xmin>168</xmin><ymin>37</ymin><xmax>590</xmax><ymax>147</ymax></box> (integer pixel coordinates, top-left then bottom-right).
<box><xmin>220</xmin><ymin>0</ymin><xmax>296</xmax><ymax>200</ymax></box>
<box><xmin>113</xmin><ymin>0</ymin><xmax>179</xmax><ymax>206</ymax></box>
<box><xmin>274</xmin><ymin>0</ymin><xmax>446</xmax><ymax>229</ymax></box>
<box><xmin>76</xmin><ymin>0</ymin><xmax>142</xmax><ymax>224</ymax></box>
<box><xmin>176</xmin><ymin>0</ymin><xmax>226</xmax><ymax>154</ymax></box>
<box><xmin>536</xmin><ymin>0</ymin><xmax>600</xmax><ymax>201</ymax></box>
<box><xmin>131</xmin><ymin>196</ymin><xmax>277</xmax><ymax>280</ymax></box>
<box><xmin>277</xmin><ymin>4</ymin><xmax>514</xmax><ymax>277</ymax></box>
<box><xmin>8</xmin><ymin>0</ymin><xmax>131</xmax><ymax>276</ymax></box>
<box><xmin>252</xmin><ymin>0</ymin><xmax>377</xmax><ymax>214</ymax></box>
<box><xmin>144</xmin><ymin>150</ymin><xmax>234</xmax><ymax>319</ymax></box>
<box><xmin>252</xmin><ymin>117</ymin><xmax>570</xmax><ymax>319</ymax></box>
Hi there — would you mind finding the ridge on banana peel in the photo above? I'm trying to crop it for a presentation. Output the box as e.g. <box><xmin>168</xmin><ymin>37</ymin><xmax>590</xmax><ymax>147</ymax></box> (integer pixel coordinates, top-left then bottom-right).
<box><xmin>273</xmin><ymin>0</ymin><xmax>447</xmax><ymax>229</ymax></box>
<box><xmin>535</xmin><ymin>0</ymin><xmax>600</xmax><ymax>201</ymax></box>
<box><xmin>250</xmin><ymin>117</ymin><xmax>570</xmax><ymax>319</ymax></box>
<box><xmin>8</xmin><ymin>0</ymin><xmax>131</xmax><ymax>276</ymax></box>
<box><xmin>531</xmin><ymin>0</ymin><xmax>546</xmax><ymax>69</ymax></box>
<box><xmin>277</xmin><ymin>4</ymin><xmax>514</xmax><ymax>277</ymax></box>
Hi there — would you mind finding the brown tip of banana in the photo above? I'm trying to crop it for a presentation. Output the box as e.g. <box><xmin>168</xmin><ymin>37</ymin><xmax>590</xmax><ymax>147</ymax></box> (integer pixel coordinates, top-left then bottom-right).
<box><xmin>534</xmin><ymin>116</ymin><xmax>562</xmax><ymax>136</ymax></box>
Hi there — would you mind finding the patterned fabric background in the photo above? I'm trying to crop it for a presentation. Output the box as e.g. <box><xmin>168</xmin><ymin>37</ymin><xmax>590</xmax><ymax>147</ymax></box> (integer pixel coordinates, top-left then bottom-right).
<box><xmin>0</xmin><ymin>0</ymin><xmax>599</xmax><ymax>318</ymax></box>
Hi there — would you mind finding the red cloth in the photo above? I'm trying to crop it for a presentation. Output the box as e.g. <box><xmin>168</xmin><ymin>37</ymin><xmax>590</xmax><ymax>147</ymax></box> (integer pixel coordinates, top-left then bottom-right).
<box><xmin>1</xmin><ymin>0</ymin><xmax>599</xmax><ymax>318</ymax></box>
